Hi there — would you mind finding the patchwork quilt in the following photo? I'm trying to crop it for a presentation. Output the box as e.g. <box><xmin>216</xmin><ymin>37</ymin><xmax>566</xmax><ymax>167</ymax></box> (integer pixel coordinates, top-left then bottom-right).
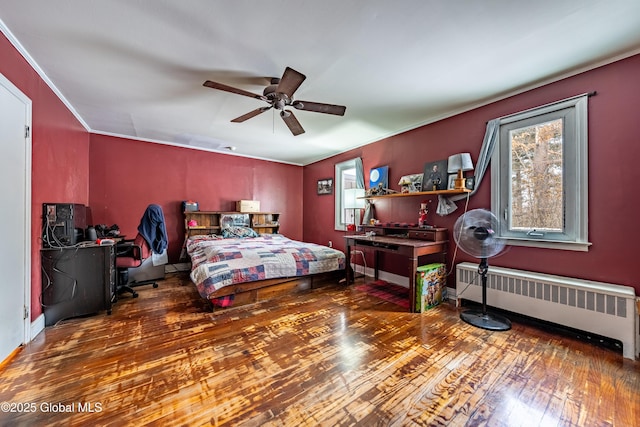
<box><xmin>187</xmin><ymin>234</ymin><xmax>345</xmax><ymax>300</ymax></box>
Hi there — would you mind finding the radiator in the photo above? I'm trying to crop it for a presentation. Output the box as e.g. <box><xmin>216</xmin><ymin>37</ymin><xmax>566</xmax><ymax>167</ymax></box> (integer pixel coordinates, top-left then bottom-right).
<box><xmin>455</xmin><ymin>262</ymin><xmax>638</xmax><ymax>360</ymax></box>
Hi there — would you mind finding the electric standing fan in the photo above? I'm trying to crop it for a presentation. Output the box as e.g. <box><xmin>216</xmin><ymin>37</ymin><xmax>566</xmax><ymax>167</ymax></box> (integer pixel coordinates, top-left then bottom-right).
<box><xmin>453</xmin><ymin>209</ymin><xmax>511</xmax><ymax>331</ymax></box>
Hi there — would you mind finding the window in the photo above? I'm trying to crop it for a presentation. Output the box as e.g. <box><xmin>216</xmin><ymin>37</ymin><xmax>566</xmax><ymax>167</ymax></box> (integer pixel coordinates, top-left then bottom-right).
<box><xmin>335</xmin><ymin>159</ymin><xmax>357</xmax><ymax>230</ymax></box>
<box><xmin>491</xmin><ymin>94</ymin><xmax>590</xmax><ymax>251</ymax></box>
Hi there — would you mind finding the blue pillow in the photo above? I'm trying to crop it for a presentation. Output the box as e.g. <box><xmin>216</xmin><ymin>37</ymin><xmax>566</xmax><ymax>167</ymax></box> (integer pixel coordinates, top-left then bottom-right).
<box><xmin>222</xmin><ymin>226</ymin><xmax>259</xmax><ymax>238</ymax></box>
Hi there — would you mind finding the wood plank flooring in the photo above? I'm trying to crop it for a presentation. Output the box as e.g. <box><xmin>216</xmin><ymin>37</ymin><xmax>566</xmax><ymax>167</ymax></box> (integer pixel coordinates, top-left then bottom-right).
<box><xmin>1</xmin><ymin>273</ymin><xmax>639</xmax><ymax>426</ymax></box>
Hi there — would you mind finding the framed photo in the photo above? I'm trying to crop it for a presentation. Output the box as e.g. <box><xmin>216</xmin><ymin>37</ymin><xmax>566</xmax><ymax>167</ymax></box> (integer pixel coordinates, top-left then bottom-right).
<box><xmin>465</xmin><ymin>175</ymin><xmax>476</xmax><ymax>191</ymax></box>
<box><xmin>369</xmin><ymin>166</ymin><xmax>389</xmax><ymax>190</ymax></box>
<box><xmin>422</xmin><ymin>159</ymin><xmax>448</xmax><ymax>191</ymax></box>
<box><xmin>317</xmin><ymin>178</ymin><xmax>333</xmax><ymax>195</ymax></box>
<box><xmin>398</xmin><ymin>173</ymin><xmax>423</xmax><ymax>193</ymax></box>
<box><xmin>447</xmin><ymin>174</ymin><xmax>457</xmax><ymax>190</ymax></box>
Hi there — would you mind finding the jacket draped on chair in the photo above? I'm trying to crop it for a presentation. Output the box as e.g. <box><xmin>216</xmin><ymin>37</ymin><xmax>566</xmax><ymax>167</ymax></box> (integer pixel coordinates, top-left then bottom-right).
<box><xmin>137</xmin><ymin>204</ymin><xmax>168</xmax><ymax>254</ymax></box>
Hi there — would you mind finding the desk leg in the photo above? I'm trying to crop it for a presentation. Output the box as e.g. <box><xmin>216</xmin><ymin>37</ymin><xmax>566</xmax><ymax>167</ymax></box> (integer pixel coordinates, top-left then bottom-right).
<box><xmin>409</xmin><ymin>256</ymin><xmax>418</xmax><ymax>313</ymax></box>
<box><xmin>345</xmin><ymin>242</ymin><xmax>352</xmax><ymax>286</ymax></box>
<box><xmin>374</xmin><ymin>250</ymin><xmax>379</xmax><ymax>281</ymax></box>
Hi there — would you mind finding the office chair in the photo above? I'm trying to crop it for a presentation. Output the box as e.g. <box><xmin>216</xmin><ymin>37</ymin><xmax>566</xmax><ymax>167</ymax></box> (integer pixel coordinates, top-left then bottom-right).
<box><xmin>115</xmin><ymin>233</ymin><xmax>158</xmax><ymax>298</ymax></box>
<box><xmin>115</xmin><ymin>204</ymin><xmax>167</xmax><ymax>299</ymax></box>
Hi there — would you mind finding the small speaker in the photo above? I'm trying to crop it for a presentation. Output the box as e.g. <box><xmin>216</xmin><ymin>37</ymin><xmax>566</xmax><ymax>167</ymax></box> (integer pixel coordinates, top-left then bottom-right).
<box><xmin>86</xmin><ymin>226</ymin><xmax>97</xmax><ymax>241</ymax></box>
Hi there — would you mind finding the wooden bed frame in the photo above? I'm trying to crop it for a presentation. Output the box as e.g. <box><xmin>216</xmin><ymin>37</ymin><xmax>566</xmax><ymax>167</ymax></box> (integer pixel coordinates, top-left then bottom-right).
<box><xmin>184</xmin><ymin>211</ymin><xmax>346</xmax><ymax>310</ymax></box>
<box><xmin>204</xmin><ymin>269</ymin><xmax>345</xmax><ymax>310</ymax></box>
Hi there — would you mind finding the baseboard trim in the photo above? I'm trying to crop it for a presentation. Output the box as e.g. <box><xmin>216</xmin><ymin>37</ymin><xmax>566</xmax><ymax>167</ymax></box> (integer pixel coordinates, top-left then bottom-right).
<box><xmin>165</xmin><ymin>263</ymin><xmax>191</xmax><ymax>273</ymax></box>
<box><xmin>30</xmin><ymin>313</ymin><xmax>45</xmax><ymax>340</ymax></box>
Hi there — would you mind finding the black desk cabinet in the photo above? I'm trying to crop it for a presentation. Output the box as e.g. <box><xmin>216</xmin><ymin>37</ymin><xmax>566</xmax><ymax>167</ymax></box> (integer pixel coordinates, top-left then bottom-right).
<box><xmin>41</xmin><ymin>245</ymin><xmax>115</xmax><ymax>326</ymax></box>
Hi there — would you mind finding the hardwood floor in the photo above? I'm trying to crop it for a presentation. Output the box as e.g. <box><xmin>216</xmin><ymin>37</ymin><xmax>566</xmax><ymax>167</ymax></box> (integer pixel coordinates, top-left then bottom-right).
<box><xmin>1</xmin><ymin>273</ymin><xmax>638</xmax><ymax>426</ymax></box>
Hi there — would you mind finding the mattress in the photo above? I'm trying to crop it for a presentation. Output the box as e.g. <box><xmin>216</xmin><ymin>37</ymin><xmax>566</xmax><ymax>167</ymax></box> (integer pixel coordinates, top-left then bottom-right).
<box><xmin>187</xmin><ymin>234</ymin><xmax>345</xmax><ymax>300</ymax></box>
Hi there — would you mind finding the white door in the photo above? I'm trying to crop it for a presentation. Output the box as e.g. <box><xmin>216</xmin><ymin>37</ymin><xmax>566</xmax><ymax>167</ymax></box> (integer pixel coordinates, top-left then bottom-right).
<box><xmin>0</xmin><ymin>73</ymin><xmax>31</xmax><ymax>363</ymax></box>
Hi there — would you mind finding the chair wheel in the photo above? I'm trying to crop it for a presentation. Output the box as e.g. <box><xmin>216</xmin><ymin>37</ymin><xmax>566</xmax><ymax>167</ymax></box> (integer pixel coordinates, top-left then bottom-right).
<box><xmin>133</xmin><ymin>292</ymin><xmax>139</xmax><ymax>298</ymax></box>
<box><xmin>153</xmin><ymin>283</ymin><xmax>158</xmax><ymax>288</ymax></box>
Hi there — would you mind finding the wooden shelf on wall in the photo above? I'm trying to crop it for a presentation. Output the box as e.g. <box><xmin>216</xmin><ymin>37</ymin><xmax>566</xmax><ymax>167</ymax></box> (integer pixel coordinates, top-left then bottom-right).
<box><xmin>361</xmin><ymin>188</ymin><xmax>471</xmax><ymax>200</ymax></box>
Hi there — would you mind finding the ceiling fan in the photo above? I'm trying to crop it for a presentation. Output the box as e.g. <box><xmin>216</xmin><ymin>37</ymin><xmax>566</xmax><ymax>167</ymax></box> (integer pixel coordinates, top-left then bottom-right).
<box><xmin>203</xmin><ymin>67</ymin><xmax>346</xmax><ymax>136</ymax></box>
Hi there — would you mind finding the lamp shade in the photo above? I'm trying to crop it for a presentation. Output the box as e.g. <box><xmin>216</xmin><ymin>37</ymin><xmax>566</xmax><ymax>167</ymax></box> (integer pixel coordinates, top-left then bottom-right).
<box><xmin>447</xmin><ymin>153</ymin><xmax>474</xmax><ymax>173</ymax></box>
<box><xmin>344</xmin><ymin>188</ymin><xmax>366</xmax><ymax>209</ymax></box>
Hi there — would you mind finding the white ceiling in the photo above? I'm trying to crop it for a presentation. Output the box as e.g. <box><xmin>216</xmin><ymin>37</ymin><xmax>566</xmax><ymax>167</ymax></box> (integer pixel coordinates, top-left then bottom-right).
<box><xmin>2</xmin><ymin>1</ymin><xmax>640</xmax><ymax>165</ymax></box>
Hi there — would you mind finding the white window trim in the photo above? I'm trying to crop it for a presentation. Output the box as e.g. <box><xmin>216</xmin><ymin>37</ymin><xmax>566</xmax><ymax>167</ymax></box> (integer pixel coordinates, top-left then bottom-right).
<box><xmin>335</xmin><ymin>159</ymin><xmax>357</xmax><ymax>231</ymax></box>
<box><xmin>491</xmin><ymin>94</ymin><xmax>591</xmax><ymax>251</ymax></box>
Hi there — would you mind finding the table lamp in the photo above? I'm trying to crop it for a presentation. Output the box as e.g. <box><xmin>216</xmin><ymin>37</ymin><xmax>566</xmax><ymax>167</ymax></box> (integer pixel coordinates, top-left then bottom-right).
<box><xmin>448</xmin><ymin>153</ymin><xmax>474</xmax><ymax>190</ymax></box>
<box><xmin>344</xmin><ymin>188</ymin><xmax>365</xmax><ymax>231</ymax></box>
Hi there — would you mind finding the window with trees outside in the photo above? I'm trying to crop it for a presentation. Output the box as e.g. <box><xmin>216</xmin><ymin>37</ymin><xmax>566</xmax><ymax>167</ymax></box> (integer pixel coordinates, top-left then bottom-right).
<box><xmin>491</xmin><ymin>94</ymin><xmax>590</xmax><ymax>251</ymax></box>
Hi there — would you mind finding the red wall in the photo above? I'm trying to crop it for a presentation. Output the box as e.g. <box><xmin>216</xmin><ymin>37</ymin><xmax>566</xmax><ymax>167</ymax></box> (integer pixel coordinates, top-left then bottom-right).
<box><xmin>304</xmin><ymin>54</ymin><xmax>640</xmax><ymax>294</ymax></box>
<box><xmin>89</xmin><ymin>135</ymin><xmax>303</xmax><ymax>261</ymax></box>
<box><xmin>1</xmin><ymin>32</ymin><xmax>91</xmax><ymax>320</ymax></box>
<box><xmin>4</xmin><ymin>19</ymin><xmax>639</xmax><ymax>324</ymax></box>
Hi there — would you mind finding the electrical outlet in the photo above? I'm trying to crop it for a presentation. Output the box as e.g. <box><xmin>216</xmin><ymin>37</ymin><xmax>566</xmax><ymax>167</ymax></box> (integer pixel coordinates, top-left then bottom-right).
<box><xmin>328</xmin><ymin>241</ymin><xmax>332</xmax><ymax>248</ymax></box>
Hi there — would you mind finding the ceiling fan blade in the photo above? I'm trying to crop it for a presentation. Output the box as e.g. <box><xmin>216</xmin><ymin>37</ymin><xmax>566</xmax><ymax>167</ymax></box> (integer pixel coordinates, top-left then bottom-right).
<box><xmin>231</xmin><ymin>106</ymin><xmax>271</xmax><ymax>123</ymax></box>
<box><xmin>280</xmin><ymin>110</ymin><xmax>305</xmax><ymax>136</ymax></box>
<box><xmin>276</xmin><ymin>67</ymin><xmax>306</xmax><ymax>98</ymax></box>
<box><xmin>293</xmin><ymin>101</ymin><xmax>346</xmax><ymax>116</ymax></box>
<box><xmin>203</xmin><ymin>80</ymin><xmax>266</xmax><ymax>101</ymax></box>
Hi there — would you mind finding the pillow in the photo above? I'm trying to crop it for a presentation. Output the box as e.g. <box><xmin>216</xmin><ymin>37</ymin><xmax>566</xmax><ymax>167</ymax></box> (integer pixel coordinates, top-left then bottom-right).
<box><xmin>222</xmin><ymin>226</ymin><xmax>259</xmax><ymax>239</ymax></box>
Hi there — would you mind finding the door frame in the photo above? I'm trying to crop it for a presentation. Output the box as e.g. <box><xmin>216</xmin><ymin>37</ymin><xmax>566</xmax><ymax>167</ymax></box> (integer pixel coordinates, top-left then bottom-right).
<box><xmin>0</xmin><ymin>72</ymin><xmax>32</xmax><ymax>346</ymax></box>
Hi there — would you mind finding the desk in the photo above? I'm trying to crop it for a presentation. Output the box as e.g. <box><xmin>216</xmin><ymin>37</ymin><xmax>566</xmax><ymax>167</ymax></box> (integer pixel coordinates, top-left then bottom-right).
<box><xmin>41</xmin><ymin>244</ymin><xmax>116</xmax><ymax>326</ymax></box>
<box><xmin>344</xmin><ymin>234</ymin><xmax>447</xmax><ymax>313</ymax></box>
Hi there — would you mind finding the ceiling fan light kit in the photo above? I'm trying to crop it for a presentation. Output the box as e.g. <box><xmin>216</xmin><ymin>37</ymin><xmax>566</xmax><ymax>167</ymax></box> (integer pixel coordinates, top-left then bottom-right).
<box><xmin>203</xmin><ymin>67</ymin><xmax>346</xmax><ymax>136</ymax></box>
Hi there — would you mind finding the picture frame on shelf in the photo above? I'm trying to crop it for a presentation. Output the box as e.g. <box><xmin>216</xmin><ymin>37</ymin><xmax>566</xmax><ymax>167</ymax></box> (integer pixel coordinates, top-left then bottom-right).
<box><xmin>398</xmin><ymin>173</ymin><xmax>423</xmax><ymax>193</ymax></box>
<box><xmin>369</xmin><ymin>166</ymin><xmax>389</xmax><ymax>190</ymax></box>
<box><xmin>423</xmin><ymin>159</ymin><xmax>448</xmax><ymax>191</ymax></box>
<box><xmin>465</xmin><ymin>176</ymin><xmax>476</xmax><ymax>191</ymax></box>
<box><xmin>447</xmin><ymin>174</ymin><xmax>457</xmax><ymax>190</ymax></box>
<box><xmin>317</xmin><ymin>178</ymin><xmax>333</xmax><ymax>195</ymax></box>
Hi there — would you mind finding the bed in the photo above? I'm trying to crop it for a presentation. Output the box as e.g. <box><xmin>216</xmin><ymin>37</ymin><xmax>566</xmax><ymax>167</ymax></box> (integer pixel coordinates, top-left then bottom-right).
<box><xmin>187</xmin><ymin>231</ymin><xmax>346</xmax><ymax>308</ymax></box>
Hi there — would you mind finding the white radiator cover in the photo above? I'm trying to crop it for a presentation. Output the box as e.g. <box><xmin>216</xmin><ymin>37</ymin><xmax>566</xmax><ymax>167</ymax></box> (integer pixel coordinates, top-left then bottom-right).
<box><xmin>456</xmin><ymin>262</ymin><xmax>638</xmax><ymax>360</ymax></box>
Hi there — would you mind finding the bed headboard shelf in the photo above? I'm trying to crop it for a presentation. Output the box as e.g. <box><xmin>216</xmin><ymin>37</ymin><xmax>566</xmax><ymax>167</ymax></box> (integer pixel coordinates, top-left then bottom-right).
<box><xmin>180</xmin><ymin>211</ymin><xmax>280</xmax><ymax>260</ymax></box>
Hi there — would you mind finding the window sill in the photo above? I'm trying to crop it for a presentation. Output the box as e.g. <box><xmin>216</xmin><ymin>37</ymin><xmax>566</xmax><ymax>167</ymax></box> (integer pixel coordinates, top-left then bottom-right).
<box><xmin>503</xmin><ymin>237</ymin><xmax>592</xmax><ymax>252</ymax></box>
